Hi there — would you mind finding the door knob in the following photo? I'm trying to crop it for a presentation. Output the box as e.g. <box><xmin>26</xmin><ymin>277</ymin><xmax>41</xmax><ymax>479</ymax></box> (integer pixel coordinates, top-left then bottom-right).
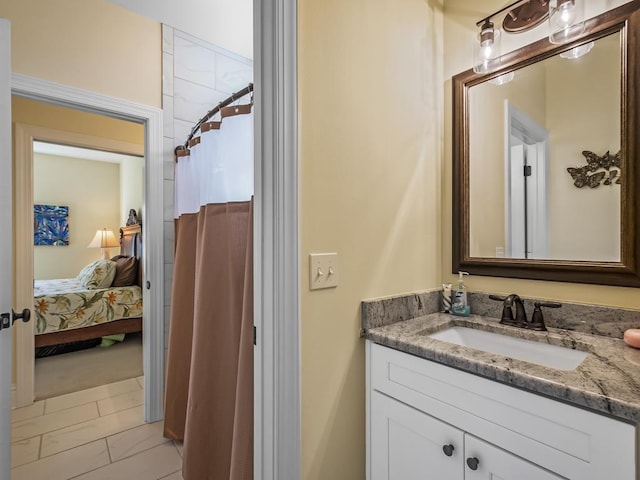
<box><xmin>13</xmin><ymin>308</ymin><xmax>31</xmax><ymax>324</ymax></box>
<box><xmin>442</xmin><ymin>444</ymin><xmax>455</xmax><ymax>457</ymax></box>
<box><xmin>466</xmin><ymin>457</ymin><xmax>480</xmax><ymax>470</ymax></box>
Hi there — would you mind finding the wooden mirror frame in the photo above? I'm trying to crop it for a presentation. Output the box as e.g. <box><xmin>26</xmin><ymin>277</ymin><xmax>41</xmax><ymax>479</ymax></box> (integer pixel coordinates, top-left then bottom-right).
<box><xmin>452</xmin><ymin>0</ymin><xmax>640</xmax><ymax>287</ymax></box>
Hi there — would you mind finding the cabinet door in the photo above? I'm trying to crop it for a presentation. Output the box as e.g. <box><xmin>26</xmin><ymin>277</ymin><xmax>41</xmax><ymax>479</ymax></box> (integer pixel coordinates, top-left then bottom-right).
<box><xmin>371</xmin><ymin>391</ymin><xmax>464</xmax><ymax>480</ymax></box>
<box><xmin>464</xmin><ymin>435</ymin><xmax>565</xmax><ymax>480</ymax></box>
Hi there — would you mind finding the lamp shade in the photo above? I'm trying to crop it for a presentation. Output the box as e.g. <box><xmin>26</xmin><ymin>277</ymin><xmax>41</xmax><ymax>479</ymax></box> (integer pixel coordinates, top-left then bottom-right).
<box><xmin>88</xmin><ymin>228</ymin><xmax>120</xmax><ymax>260</ymax></box>
<box><xmin>559</xmin><ymin>40</ymin><xmax>594</xmax><ymax>59</ymax></box>
<box><xmin>88</xmin><ymin>228</ymin><xmax>120</xmax><ymax>248</ymax></box>
<box><xmin>549</xmin><ymin>0</ymin><xmax>585</xmax><ymax>44</ymax></box>
<box><xmin>473</xmin><ymin>20</ymin><xmax>502</xmax><ymax>74</ymax></box>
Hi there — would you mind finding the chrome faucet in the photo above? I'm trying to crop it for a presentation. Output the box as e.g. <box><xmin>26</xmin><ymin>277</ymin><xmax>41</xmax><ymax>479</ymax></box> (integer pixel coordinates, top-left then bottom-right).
<box><xmin>489</xmin><ymin>294</ymin><xmax>561</xmax><ymax>331</ymax></box>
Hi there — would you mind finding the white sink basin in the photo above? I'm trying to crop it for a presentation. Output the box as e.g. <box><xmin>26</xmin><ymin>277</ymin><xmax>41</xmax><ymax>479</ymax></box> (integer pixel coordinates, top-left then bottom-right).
<box><xmin>429</xmin><ymin>326</ymin><xmax>588</xmax><ymax>371</ymax></box>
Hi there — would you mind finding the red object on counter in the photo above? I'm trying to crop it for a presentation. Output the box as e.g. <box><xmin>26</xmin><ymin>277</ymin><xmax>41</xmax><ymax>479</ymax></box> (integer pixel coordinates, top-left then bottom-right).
<box><xmin>623</xmin><ymin>329</ymin><xmax>640</xmax><ymax>348</ymax></box>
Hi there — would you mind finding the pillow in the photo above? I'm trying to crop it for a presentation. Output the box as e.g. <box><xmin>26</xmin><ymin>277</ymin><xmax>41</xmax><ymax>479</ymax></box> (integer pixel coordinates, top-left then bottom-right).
<box><xmin>110</xmin><ymin>255</ymin><xmax>138</xmax><ymax>287</ymax></box>
<box><xmin>77</xmin><ymin>259</ymin><xmax>117</xmax><ymax>289</ymax></box>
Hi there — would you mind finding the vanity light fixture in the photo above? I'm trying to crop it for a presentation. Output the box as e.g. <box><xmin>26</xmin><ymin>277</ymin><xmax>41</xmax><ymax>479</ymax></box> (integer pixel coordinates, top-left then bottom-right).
<box><xmin>473</xmin><ymin>20</ymin><xmax>501</xmax><ymax>74</ymax></box>
<box><xmin>473</xmin><ymin>0</ymin><xmax>586</xmax><ymax>73</ymax></box>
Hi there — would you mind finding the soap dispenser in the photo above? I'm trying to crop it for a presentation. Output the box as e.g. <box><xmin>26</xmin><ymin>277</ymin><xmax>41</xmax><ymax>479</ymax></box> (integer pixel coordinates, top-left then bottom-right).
<box><xmin>451</xmin><ymin>271</ymin><xmax>470</xmax><ymax>317</ymax></box>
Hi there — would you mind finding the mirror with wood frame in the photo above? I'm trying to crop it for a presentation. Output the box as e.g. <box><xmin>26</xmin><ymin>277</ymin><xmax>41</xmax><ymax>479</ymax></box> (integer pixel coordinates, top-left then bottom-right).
<box><xmin>452</xmin><ymin>1</ymin><xmax>640</xmax><ymax>287</ymax></box>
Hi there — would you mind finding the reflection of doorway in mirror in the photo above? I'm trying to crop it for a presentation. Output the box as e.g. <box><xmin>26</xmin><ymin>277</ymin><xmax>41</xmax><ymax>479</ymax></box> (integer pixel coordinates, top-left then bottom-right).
<box><xmin>504</xmin><ymin>101</ymin><xmax>549</xmax><ymax>259</ymax></box>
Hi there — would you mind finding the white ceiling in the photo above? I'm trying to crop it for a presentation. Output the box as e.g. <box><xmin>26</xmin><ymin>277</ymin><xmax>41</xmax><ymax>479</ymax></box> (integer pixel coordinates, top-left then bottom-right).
<box><xmin>33</xmin><ymin>141</ymin><xmax>143</xmax><ymax>165</ymax></box>
<box><xmin>106</xmin><ymin>0</ymin><xmax>253</xmax><ymax>59</ymax></box>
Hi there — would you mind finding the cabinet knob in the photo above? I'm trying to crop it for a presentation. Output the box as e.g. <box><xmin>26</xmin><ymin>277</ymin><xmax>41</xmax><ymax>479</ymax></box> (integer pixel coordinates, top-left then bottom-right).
<box><xmin>442</xmin><ymin>444</ymin><xmax>454</xmax><ymax>457</ymax></box>
<box><xmin>466</xmin><ymin>457</ymin><xmax>480</xmax><ymax>470</ymax></box>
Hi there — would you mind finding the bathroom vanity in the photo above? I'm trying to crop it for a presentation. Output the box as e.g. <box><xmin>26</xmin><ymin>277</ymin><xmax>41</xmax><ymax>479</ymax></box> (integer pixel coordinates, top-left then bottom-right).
<box><xmin>364</xmin><ymin>313</ymin><xmax>640</xmax><ymax>480</ymax></box>
<box><xmin>364</xmin><ymin>1</ymin><xmax>640</xmax><ymax>477</ymax></box>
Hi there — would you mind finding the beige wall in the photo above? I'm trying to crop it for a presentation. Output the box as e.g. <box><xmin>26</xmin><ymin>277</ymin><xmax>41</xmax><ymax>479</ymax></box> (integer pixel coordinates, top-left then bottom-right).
<box><xmin>12</xmin><ymin>97</ymin><xmax>145</xmax><ymax>144</ymax></box>
<box><xmin>299</xmin><ymin>0</ymin><xmax>443</xmax><ymax>478</ymax></box>
<box><xmin>34</xmin><ymin>154</ymin><xmax>121</xmax><ymax>279</ymax></box>
<box><xmin>120</xmin><ymin>157</ymin><xmax>144</xmax><ymax>225</ymax></box>
<box><xmin>0</xmin><ymin>0</ymin><xmax>161</xmax><ymax>108</ymax></box>
<box><xmin>442</xmin><ymin>0</ymin><xmax>640</xmax><ymax>309</ymax></box>
<box><xmin>546</xmin><ymin>35</ymin><xmax>621</xmax><ymax>261</ymax></box>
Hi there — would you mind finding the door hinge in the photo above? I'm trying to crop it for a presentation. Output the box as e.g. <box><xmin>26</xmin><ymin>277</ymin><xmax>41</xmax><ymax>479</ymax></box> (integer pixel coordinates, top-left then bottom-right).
<box><xmin>524</xmin><ymin>165</ymin><xmax>532</xmax><ymax>177</ymax></box>
<box><xmin>253</xmin><ymin>325</ymin><xmax>257</xmax><ymax>346</ymax></box>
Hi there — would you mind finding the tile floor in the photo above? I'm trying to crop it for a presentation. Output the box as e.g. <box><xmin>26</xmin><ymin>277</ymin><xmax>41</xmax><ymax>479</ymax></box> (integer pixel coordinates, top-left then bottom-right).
<box><xmin>11</xmin><ymin>376</ymin><xmax>183</xmax><ymax>480</ymax></box>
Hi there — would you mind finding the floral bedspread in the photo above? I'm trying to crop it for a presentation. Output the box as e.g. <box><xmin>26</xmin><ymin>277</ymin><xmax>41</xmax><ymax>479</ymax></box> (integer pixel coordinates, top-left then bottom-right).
<box><xmin>34</xmin><ymin>278</ymin><xmax>143</xmax><ymax>334</ymax></box>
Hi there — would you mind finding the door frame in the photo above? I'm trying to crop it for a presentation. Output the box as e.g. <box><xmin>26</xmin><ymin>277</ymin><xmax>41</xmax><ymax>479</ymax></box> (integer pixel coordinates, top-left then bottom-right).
<box><xmin>1</xmin><ymin>18</ymin><xmax>12</xmax><ymax>480</ymax></box>
<box><xmin>11</xmin><ymin>73</ymin><xmax>165</xmax><ymax>422</ymax></box>
<box><xmin>504</xmin><ymin>101</ymin><xmax>550</xmax><ymax>260</ymax></box>
<box><xmin>13</xmin><ymin>123</ymin><xmax>144</xmax><ymax>408</ymax></box>
<box><xmin>253</xmin><ymin>0</ymin><xmax>301</xmax><ymax>477</ymax></box>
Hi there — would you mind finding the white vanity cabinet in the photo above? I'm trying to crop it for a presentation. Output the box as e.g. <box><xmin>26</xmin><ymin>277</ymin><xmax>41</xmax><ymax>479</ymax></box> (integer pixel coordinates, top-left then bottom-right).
<box><xmin>371</xmin><ymin>392</ymin><xmax>563</xmax><ymax>480</ymax></box>
<box><xmin>366</xmin><ymin>341</ymin><xmax>638</xmax><ymax>480</ymax></box>
<box><xmin>371</xmin><ymin>391</ymin><xmax>464</xmax><ymax>479</ymax></box>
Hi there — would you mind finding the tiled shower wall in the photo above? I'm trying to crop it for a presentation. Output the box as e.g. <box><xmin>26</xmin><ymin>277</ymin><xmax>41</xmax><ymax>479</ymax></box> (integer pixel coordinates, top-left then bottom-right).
<box><xmin>161</xmin><ymin>25</ymin><xmax>253</xmax><ymax>350</ymax></box>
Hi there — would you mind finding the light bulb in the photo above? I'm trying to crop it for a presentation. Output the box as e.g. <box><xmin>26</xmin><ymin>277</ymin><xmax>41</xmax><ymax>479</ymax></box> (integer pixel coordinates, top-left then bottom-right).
<box><xmin>560</xmin><ymin>5</ymin><xmax>573</xmax><ymax>24</ymax></box>
<box><xmin>549</xmin><ymin>0</ymin><xmax>584</xmax><ymax>44</ymax></box>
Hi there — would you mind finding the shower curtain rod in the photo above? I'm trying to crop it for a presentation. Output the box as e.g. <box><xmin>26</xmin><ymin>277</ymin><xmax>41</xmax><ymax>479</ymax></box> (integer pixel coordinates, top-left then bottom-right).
<box><xmin>174</xmin><ymin>82</ymin><xmax>253</xmax><ymax>157</ymax></box>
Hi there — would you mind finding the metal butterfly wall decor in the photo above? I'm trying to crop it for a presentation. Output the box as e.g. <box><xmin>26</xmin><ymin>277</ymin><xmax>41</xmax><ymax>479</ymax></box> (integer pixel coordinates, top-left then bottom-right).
<box><xmin>566</xmin><ymin>150</ymin><xmax>622</xmax><ymax>189</ymax></box>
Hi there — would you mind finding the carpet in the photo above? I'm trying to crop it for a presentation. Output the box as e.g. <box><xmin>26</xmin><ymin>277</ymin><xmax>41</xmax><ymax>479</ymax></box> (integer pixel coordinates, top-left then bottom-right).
<box><xmin>34</xmin><ymin>332</ymin><xmax>143</xmax><ymax>400</ymax></box>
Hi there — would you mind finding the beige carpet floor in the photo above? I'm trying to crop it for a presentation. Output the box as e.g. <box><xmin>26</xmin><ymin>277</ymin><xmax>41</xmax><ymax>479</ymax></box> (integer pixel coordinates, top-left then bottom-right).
<box><xmin>34</xmin><ymin>332</ymin><xmax>143</xmax><ymax>400</ymax></box>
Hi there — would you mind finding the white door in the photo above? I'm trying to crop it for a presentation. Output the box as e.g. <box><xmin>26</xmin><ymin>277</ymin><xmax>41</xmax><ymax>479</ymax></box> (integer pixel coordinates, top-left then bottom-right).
<box><xmin>508</xmin><ymin>144</ymin><xmax>526</xmax><ymax>258</ymax></box>
<box><xmin>526</xmin><ymin>142</ymin><xmax>549</xmax><ymax>259</ymax></box>
<box><xmin>507</xmin><ymin>143</ymin><xmax>548</xmax><ymax>259</ymax></box>
<box><xmin>371</xmin><ymin>391</ymin><xmax>464</xmax><ymax>480</ymax></box>
<box><xmin>465</xmin><ymin>435</ymin><xmax>564</xmax><ymax>480</ymax></box>
<box><xmin>0</xmin><ymin>18</ymin><xmax>12</xmax><ymax>480</ymax></box>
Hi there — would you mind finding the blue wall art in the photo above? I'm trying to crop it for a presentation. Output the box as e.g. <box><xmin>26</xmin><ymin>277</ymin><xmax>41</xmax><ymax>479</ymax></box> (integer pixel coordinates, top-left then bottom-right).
<box><xmin>34</xmin><ymin>204</ymin><xmax>69</xmax><ymax>246</ymax></box>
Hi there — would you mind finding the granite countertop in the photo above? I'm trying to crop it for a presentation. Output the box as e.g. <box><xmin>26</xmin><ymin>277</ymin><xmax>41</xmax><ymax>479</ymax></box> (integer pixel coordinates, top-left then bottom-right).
<box><xmin>365</xmin><ymin>312</ymin><xmax>640</xmax><ymax>424</ymax></box>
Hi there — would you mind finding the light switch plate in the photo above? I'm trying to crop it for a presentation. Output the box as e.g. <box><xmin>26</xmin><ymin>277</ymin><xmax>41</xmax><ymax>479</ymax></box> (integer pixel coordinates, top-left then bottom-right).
<box><xmin>309</xmin><ymin>253</ymin><xmax>339</xmax><ymax>290</ymax></box>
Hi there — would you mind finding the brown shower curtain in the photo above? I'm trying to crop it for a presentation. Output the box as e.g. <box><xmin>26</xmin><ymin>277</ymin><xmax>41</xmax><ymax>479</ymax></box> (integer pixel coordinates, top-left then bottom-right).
<box><xmin>164</xmin><ymin>200</ymin><xmax>253</xmax><ymax>480</ymax></box>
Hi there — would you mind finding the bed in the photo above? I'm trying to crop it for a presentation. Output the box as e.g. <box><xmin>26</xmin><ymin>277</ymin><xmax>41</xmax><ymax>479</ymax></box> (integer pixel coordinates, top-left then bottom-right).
<box><xmin>34</xmin><ymin>223</ymin><xmax>143</xmax><ymax>348</ymax></box>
